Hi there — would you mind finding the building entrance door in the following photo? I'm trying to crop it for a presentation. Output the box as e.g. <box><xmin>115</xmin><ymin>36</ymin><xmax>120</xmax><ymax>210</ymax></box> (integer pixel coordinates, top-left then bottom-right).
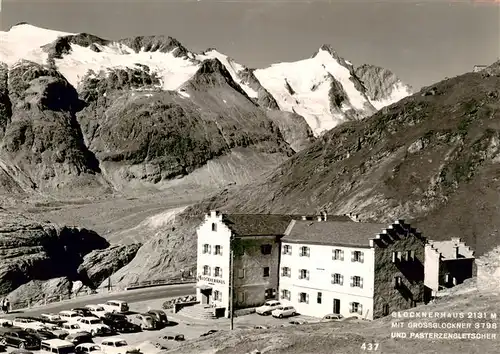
<box><xmin>333</xmin><ymin>299</ymin><xmax>340</xmax><ymax>314</ymax></box>
<box><xmin>200</xmin><ymin>288</ymin><xmax>212</xmax><ymax>305</ymax></box>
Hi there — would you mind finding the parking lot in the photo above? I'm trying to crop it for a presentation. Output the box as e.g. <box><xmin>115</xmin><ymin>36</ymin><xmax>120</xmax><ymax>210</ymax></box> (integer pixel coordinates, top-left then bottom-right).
<box><xmin>0</xmin><ymin>297</ymin><xmax>321</xmax><ymax>353</ymax></box>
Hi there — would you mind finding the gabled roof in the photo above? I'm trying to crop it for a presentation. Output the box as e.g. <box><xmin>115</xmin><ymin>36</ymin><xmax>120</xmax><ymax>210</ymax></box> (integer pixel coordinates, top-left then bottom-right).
<box><xmin>221</xmin><ymin>214</ymin><xmax>293</xmax><ymax>236</ymax></box>
<box><xmin>283</xmin><ymin>219</ymin><xmax>388</xmax><ymax>247</ymax></box>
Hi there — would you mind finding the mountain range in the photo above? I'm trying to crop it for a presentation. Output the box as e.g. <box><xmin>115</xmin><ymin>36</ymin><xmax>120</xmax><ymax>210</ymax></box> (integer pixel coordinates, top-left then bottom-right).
<box><xmin>10</xmin><ymin>22</ymin><xmax>500</xmax><ymax>302</ymax></box>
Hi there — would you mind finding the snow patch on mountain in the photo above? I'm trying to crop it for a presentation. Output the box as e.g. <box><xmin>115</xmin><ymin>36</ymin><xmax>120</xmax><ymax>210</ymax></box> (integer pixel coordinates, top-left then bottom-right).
<box><xmin>254</xmin><ymin>48</ymin><xmax>372</xmax><ymax>135</ymax></box>
<box><xmin>0</xmin><ymin>24</ymin><xmax>71</xmax><ymax>65</ymax></box>
<box><xmin>197</xmin><ymin>49</ymin><xmax>258</xmax><ymax>98</ymax></box>
<box><xmin>369</xmin><ymin>81</ymin><xmax>412</xmax><ymax>110</ymax></box>
<box><xmin>54</xmin><ymin>43</ymin><xmax>199</xmax><ymax>90</ymax></box>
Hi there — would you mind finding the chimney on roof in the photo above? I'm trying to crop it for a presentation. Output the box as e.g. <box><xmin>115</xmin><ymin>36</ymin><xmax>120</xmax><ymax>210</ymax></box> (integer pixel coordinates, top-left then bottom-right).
<box><xmin>301</xmin><ymin>215</ymin><xmax>307</xmax><ymax>221</ymax></box>
<box><xmin>210</xmin><ymin>210</ymin><xmax>219</xmax><ymax>218</ymax></box>
<box><xmin>455</xmin><ymin>246</ymin><xmax>460</xmax><ymax>259</ymax></box>
<box><xmin>322</xmin><ymin>211</ymin><xmax>327</xmax><ymax>221</ymax></box>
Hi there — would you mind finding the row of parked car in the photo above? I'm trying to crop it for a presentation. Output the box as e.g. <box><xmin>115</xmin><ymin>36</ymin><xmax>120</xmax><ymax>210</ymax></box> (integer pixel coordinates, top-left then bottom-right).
<box><xmin>0</xmin><ymin>299</ymin><xmax>170</xmax><ymax>354</ymax></box>
<box><xmin>255</xmin><ymin>300</ymin><xmax>345</xmax><ymax>322</ymax></box>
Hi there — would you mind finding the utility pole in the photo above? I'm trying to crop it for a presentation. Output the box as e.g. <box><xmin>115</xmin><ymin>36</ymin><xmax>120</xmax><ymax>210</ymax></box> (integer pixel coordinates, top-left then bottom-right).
<box><xmin>229</xmin><ymin>239</ymin><xmax>234</xmax><ymax>330</ymax></box>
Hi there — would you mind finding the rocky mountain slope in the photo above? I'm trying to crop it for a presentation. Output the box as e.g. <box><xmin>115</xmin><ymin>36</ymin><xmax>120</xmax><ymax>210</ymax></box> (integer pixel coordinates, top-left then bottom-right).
<box><xmin>105</xmin><ymin>61</ymin><xmax>500</xmax><ymax>288</ymax></box>
<box><xmin>0</xmin><ymin>208</ymin><xmax>141</xmax><ymax>303</ymax></box>
<box><xmin>0</xmin><ymin>22</ymin><xmax>412</xmax><ymax>295</ymax></box>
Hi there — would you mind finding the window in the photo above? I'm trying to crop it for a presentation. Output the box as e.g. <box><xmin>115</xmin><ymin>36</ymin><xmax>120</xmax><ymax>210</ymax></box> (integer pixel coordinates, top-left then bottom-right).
<box><xmin>280</xmin><ymin>289</ymin><xmax>291</xmax><ymax>300</ymax></box>
<box><xmin>261</xmin><ymin>244</ymin><xmax>272</xmax><ymax>255</ymax></box>
<box><xmin>263</xmin><ymin>267</ymin><xmax>270</xmax><ymax>277</ymax></box>
<box><xmin>281</xmin><ymin>267</ymin><xmax>291</xmax><ymax>277</ymax></box>
<box><xmin>317</xmin><ymin>292</ymin><xmax>322</xmax><ymax>304</ymax></box>
<box><xmin>298</xmin><ymin>292</ymin><xmax>309</xmax><ymax>303</ymax></box>
<box><xmin>238</xmin><ymin>269</ymin><xmax>245</xmax><ymax>279</ymax></box>
<box><xmin>282</xmin><ymin>245</ymin><xmax>292</xmax><ymax>255</ymax></box>
<box><xmin>265</xmin><ymin>288</ymin><xmax>276</xmax><ymax>299</ymax></box>
<box><xmin>211</xmin><ymin>223</ymin><xmax>217</xmax><ymax>232</ymax></box>
<box><xmin>214</xmin><ymin>267</ymin><xmax>222</xmax><ymax>277</ymax></box>
<box><xmin>214</xmin><ymin>290</ymin><xmax>222</xmax><ymax>301</ymax></box>
<box><xmin>300</xmin><ymin>246</ymin><xmax>310</xmax><ymax>257</ymax></box>
<box><xmin>214</xmin><ymin>245</ymin><xmax>222</xmax><ymax>255</ymax></box>
<box><xmin>394</xmin><ymin>276</ymin><xmax>402</xmax><ymax>288</ymax></box>
<box><xmin>203</xmin><ymin>265</ymin><xmax>210</xmax><ymax>275</ymax></box>
<box><xmin>237</xmin><ymin>291</ymin><xmax>246</xmax><ymax>302</ymax></box>
<box><xmin>444</xmin><ymin>273</ymin><xmax>450</xmax><ymax>283</ymax></box>
<box><xmin>202</xmin><ymin>244</ymin><xmax>210</xmax><ymax>254</ymax></box>
<box><xmin>352</xmin><ymin>251</ymin><xmax>363</xmax><ymax>263</ymax></box>
<box><xmin>332</xmin><ymin>249</ymin><xmax>344</xmax><ymax>260</ymax></box>
<box><xmin>331</xmin><ymin>273</ymin><xmax>343</xmax><ymax>285</ymax></box>
<box><xmin>350</xmin><ymin>302</ymin><xmax>362</xmax><ymax>314</ymax></box>
<box><xmin>407</xmin><ymin>250</ymin><xmax>415</xmax><ymax>261</ymax></box>
<box><xmin>299</xmin><ymin>269</ymin><xmax>309</xmax><ymax>280</ymax></box>
<box><xmin>350</xmin><ymin>276</ymin><xmax>363</xmax><ymax>288</ymax></box>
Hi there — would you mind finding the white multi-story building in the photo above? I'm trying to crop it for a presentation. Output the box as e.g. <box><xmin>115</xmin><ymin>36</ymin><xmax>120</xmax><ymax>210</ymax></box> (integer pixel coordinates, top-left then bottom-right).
<box><xmin>196</xmin><ymin>211</ymin><xmax>475</xmax><ymax>320</ymax></box>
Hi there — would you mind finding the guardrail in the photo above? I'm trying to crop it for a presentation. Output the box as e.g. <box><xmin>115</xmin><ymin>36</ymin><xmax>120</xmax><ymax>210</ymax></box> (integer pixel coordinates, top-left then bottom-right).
<box><xmin>8</xmin><ymin>275</ymin><xmax>196</xmax><ymax>312</ymax></box>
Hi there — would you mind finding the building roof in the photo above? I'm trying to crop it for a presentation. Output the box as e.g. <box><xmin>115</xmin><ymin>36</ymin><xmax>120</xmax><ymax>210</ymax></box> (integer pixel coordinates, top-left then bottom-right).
<box><xmin>283</xmin><ymin>219</ymin><xmax>388</xmax><ymax>246</ymax></box>
<box><xmin>221</xmin><ymin>214</ymin><xmax>293</xmax><ymax>236</ymax></box>
<box><xmin>220</xmin><ymin>213</ymin><xmax>352</xmax><ymax>237</ymax></box>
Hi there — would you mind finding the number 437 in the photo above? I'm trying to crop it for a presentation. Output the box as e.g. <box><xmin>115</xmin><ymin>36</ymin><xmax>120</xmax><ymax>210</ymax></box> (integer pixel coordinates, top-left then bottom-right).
<box><xmin>361</xmin><ymin>343</ymin><xmax>380</xmax><ymax>351</ymax></box>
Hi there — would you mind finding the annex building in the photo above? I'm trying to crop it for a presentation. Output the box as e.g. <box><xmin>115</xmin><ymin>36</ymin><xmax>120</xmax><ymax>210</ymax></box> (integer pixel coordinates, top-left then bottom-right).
<box><xmin>195</xmin><ymin>211</ymin><xmax>475</xmax><ymax>320</ymax></box>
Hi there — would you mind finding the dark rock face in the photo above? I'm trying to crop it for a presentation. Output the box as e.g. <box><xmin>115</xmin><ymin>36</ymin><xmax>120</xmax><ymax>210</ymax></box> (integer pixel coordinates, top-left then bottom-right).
<box><xmin>238</xmin><ymin>68</ymin><xmax>279</xmax><ymax>110</ymax></box>
<box><xmin>0</xmin><ymin>210</ymin><xmax>109</xmax><ymax>296</ymax></box>
<box><xmin>118</xmin><ymin>35</ymin><xmax>189</xmax><ymax>58</ymax></box>
<box><xmin>355</xmin><ymin>64</ymin><xmax>413</xmax><ymax>102</ymax></box>
<box><xmin>0</xmin><ymin>61</ymin><xmax>103</xmax><ymax>194</ymax></box>
<box><xmin>0</xmin><ymin>64</ymin><xmax>12</xmax><ymax>139</ymax></box>
<box><xmin>43</xmin><ymin>33</ymin><xmax>111</xmax><ymax>64</ymax></box>
<box><xmin>77</xmin><ymin>243</ymin><xmax>141</xmax><ymax>288</ymax></box>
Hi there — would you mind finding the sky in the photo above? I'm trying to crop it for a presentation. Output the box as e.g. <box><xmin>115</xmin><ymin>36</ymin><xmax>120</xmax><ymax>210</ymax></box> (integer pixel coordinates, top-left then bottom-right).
<box><xmin>1</xmin><ymin>0</ymin><xmax>499</xmax><ymax>90</ymax></box>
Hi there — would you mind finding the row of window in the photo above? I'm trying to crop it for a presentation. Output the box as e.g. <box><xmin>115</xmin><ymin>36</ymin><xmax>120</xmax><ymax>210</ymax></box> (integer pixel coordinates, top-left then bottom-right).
<box><xmin>202</xmin><ymin>244</ymin><xmax>223</xmax><ymax>255</ymax></box>
<box><xmin>280</xmin><ymin>289</ymin><xmax>363</xmax><ymax>314</ymax></box>
<box><xmin>280</xmin><ymin>267</ymin><xmax>364</xmax><ymax>288</ymax></box>
<box><xmin>202</xmin><ymin>265</ymin><xmax>223</xmax><ymax>277</ymax></box>
<box><xmin>202</xmin><ymin>243</ymin><xmax>273</xmax><ymax>255</ymax></box>
<box><xmin>392</xmin><ymin>251</ymin><xmax>415</xmax><ymax>263</ymax></box>
<box><xmin>202</xmin><ymin>266</ymin><xmax>272</xmax><ymax>278</ymax></box>
<box><xmin>282</xmin><ymin>245</ymin><xmax>365</xmax><ymax>263</ymax></box>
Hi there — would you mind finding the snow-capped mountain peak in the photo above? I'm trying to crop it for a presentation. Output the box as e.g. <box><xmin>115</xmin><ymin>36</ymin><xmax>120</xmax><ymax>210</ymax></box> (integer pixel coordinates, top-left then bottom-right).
<box><xmin>0</xmin><ymin>24</ymin><xmax>412</xmax><ymax>136</ymax></box>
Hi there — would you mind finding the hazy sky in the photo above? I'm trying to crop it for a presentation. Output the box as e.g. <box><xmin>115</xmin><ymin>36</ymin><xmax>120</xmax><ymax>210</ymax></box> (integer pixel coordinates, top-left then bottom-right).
<box><xmin>1</xmin><ymin>0</ymin><xmax>499</xmax><ymax>90</ymax></box>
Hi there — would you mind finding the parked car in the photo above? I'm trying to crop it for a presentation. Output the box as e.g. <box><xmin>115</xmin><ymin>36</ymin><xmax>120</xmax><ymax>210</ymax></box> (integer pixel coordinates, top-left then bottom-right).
<box><xmin>59</xmin><ymin>311</ymin><xmax>82</xmax><ymax>323</ymax></box>
<box><xmin>40</xmin><ymin>314</ymin><xmax>62</xmax><ymax>322</ymax></box>
<box><xmin>40</xmin><ymin>339</ymin><xmax>75</xmax><ymax>354</ymax></box>
<box><xmin>271</xmin><ymin>305</ymin><xmax>296</xmax><ymax>319</ymax></box>
<box><xmin>12</xmin><ymin>318</ymin><xmax>46</xmax><ymax>331</ymax></box>
<box><xmin>61</xmin><ymin>323</ymin><xmax>84</xmax><ymax>335</ymax></box>
<box><xmin>10</xmin><ymin>350</ymin><xmax>34</xmax><ymax>354</ymax></box>
<box><xmin>24</xmin><ymin>328</ymin><xmax>57</xmax><ymax>341</ymax></box>
<box><xmin>84</xmin><ymin>305</ymin><xmax>109</xmax><ymax>319</ymax></box>
<box><xmin>64</xmin><ymin>332</ymin><xmax>93</xmax><ymax>346</ymax></box>
<box><xmin>146</xmin><ymin>310</ymin><xmax>168</xmax><ymax>328</ymax></box>
<box><xmin>255</xmin><ymin>300</ymin><xmax>282</xmax><ymax>316</ymax></box>
<box><xmin>0</xmin><ymin>342</ymin><xmax>5</xmax><ymax>352</ymax></box>
<box><xmin>321</xmin><ymin>314</ymin><xmax>343</xmax><ymax>322</ymax></box>
<box><xmin>127</xmin><ymin>314</ymin><xmax>156</xmax><ymax>330</ymax></box>
<box><xmin>75</xmin><ymin>343</ymin><xmax>101</xmax><ymax>354</ymax></box>
<box><xmin>253</xmin><ymin>325</ymin><xmax>268</xmax><ymax>330</ymax></box>
<box><xmin>0</xmin><ymin>319</ymin><xmax>12</xmax><ymax>327</ymax></box>
<box><xmin>200</xmin><ymin>329</ymin><xmax>218</xmax><ymax>337</ymax></box>
<box><xmin>289</xmin><ymin>319</ymin><xmax>308</xmax><ymax>325</ymax></box>
<box><xmin>101</xmin><ymin>314</ymin><xmax>140</xmax><ymax>334</ymax></box>
<box><xmin>72</xmin><ymin>309</ymin><xmax>98</xmax><ymax>319</ymax></box>
<box><xmin>36</xmin><ymin>317</ymin><xmax>66</xmax><ymax>328</ymax></box>
<box><xmin>99</xmin><ymin>301</ymin><xmax>129</xmax><ymax>315</ymax></box>
<box><xmin>75</xmin><ymin>317</ymin><xmax>111</xmax><ymax>337</ymax></box>
<box><xmin>99</xmin><ymin>338</ymin><xmax>136</xmax><ymax>354</ymax></box>
<box><xmin>153</xmin><ymin>334</ymin><xmax>184</xmax><ymax>350</ymax></box>
<box><xmin>43</xmin><ymin>327</ymin><xmax>69</xmax><ymax>340</ymax></box>
<box><xmin>0</xmin><ymin>328</ymin><xmax>40</xmax><ymax>350</ymax></box>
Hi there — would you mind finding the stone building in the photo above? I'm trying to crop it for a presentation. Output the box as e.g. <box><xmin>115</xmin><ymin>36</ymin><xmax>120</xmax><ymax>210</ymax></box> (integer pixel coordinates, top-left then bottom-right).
<box><xmin>424</xmin><ymin>238</ymin><xmax>475</xmax><ymax>297</ymax></box>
